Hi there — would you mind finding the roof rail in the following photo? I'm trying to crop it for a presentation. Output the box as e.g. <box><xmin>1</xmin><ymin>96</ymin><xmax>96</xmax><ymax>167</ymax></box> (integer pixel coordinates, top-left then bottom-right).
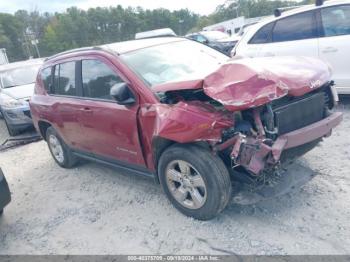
<box><xmin>274</xmin><ymin>5</ymin><xmax>305</xmax><ymax>17</ymax></box>
<box><xmin>45</xmin><ymin>46</ymin><xmax>103</xmax><ymax>62</ymax></box>
<box><xmin>274</xmin><ymin>0</ymin><xmax>324</xmax><ymax>17</ymax></box>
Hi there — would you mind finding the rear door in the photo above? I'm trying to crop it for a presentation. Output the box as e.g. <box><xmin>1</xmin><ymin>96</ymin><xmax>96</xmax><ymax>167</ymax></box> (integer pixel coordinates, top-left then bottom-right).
<box><xmin>76</xmin><ymin>57</ymin><xmax>146</xmax><ymax>166</ymax></box>
<box><xmin>318</xmin><ymin>4</ymin><xmax>350</xmax><ymax>93</ymax></box>
<box><xmin>257</xmin><ymin>10</ymin><xmax>319</xmax><ymax>58</ymax></box>
<box><xmin>50</xmin><ymin>61</ymin><xmax>84</xmax><ymax>148</ymax></box>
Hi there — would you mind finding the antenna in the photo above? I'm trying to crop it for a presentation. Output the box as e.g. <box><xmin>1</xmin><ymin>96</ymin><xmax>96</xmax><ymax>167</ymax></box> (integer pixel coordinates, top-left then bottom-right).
<box><xmin>274</xmin><ymin>9</ymin><xmax>282</xmax><ymax>17</ymax></box>
<box><xmin>316</xmin><ymin>0</ymin><xmax>324</xmax><ymax>6</ymax></box>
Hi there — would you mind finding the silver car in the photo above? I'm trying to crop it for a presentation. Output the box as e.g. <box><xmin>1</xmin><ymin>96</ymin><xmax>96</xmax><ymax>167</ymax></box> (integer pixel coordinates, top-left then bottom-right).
<box><xmin>0</xmin><ymin>59</ymin><xmax>43</xmax><ymax>136</ymax></box>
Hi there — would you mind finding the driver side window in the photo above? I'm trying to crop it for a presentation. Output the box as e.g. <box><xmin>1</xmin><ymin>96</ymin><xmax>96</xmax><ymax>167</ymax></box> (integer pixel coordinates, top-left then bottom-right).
<box><xmin>82</xmin><ymin>59</ymin><xmax>123</xmax><ymax>100</ymax></box>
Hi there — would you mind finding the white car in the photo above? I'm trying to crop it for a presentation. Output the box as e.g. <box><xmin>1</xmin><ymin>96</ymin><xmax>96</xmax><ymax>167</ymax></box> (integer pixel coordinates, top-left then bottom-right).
<box><xmin>232</xmin><ymin>0</ymin><xmax>350</xmax><ymax>94</ymax></box>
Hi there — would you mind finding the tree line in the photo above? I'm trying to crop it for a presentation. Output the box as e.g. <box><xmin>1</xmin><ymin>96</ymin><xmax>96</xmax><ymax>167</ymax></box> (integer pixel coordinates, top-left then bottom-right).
<box><xmin>0</xmin><ymin>0</ymin><xmax>314</xmax><ymax>62</ymax></box>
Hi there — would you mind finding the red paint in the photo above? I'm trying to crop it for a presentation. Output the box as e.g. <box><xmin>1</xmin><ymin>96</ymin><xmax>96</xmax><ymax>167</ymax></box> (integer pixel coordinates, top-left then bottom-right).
<box><xmin>204</xmin><ymin>56</ymin><xmax>332</xmax><ymax>111</ymax></box>
<box><xmin>228</xmin><ymin>112</ymin><xmax>343</xmax><ymax>175</ymax></box>
<box><xmin>30</xmin><ymin>41</ymin><xmax>341</xmax><ymax>176</ymax></box>
<box><xmin>277</xmin><ymin>112</ymin><xmax>343</xmax><ymax>150</ymax></box>
<box><xmin>152</xmin><ymin>56</ymin><xmax>331</xmax><ymax>112</ymax></box>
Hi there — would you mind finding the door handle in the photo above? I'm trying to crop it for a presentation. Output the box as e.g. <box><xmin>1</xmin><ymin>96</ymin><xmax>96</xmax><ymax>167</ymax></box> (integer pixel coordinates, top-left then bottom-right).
<box><xmin>264</xmin><ymin>52</ymin><xmax>275</xmax><ymax>57</ymax></box>
<box><xmin>79</xmin><ymin>107</ymin><xmax>93</xmax><ymax>115</ymax></box>
<box><xmin>322</xmin><ymin>47</ymin><xmax>338</xmax><ymax>53</ymax></box>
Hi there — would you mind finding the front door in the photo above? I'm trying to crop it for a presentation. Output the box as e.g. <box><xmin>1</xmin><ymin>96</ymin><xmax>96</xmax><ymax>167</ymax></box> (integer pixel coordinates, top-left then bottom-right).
<box><xmin>77</xmin><ymin>58</ymin><xmax>146</xmax><ymax>167</ymax></box>
<box><xmin>319</xmin><ymin>4</ymin><xmax>350</xmax><ymax>93</ymax></box>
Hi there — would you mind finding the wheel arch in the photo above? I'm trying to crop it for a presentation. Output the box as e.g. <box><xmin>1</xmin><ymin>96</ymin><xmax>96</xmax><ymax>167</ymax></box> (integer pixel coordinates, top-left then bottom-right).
<box><xmin>37</xmin><ymin>120</ymin><xmax>52</xmax><ymax>140</ymax></box>
<box><xmin>152</xmin><ymin>136</ymin><xmax>212</xmax><ymax>183</ymax></box>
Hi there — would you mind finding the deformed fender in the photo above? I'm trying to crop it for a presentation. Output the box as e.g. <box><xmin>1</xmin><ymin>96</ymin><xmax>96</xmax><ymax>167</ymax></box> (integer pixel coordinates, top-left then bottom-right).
<box><xmin>138</xmin><ymin>101</ymin><xmax>233</xmax><ymax>169</ymax></box>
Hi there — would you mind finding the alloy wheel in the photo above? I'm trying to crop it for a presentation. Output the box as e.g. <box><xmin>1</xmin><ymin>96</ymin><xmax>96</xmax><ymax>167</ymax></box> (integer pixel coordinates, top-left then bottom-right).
<box><xmin>165</xmin><ymin>160</ymin><xmax>207</xmax><ymax>209</ymax></box>
<box><xmin>48</xmin><ymin>135</ymin><xmax>65</xmax><ymax>163</ymax></box>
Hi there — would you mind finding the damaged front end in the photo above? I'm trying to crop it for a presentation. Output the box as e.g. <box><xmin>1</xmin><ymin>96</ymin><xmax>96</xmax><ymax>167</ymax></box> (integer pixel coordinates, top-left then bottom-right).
<box><xmin>143</xmin><ymin>56</ymin><xmax>342</xmax><ymax>184</ymax></box>
<box><xmin>214</xmin><ymin>91</ymin><xmax>342</xmax><ymax>178</ymax></box>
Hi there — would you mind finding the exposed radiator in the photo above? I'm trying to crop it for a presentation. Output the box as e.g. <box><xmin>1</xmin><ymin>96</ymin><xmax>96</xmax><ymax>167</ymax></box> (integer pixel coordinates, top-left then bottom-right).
<box><xmin>273</xmin><ymin>92</ymin><xmax>326</xmax><ymax>135</ymax></box>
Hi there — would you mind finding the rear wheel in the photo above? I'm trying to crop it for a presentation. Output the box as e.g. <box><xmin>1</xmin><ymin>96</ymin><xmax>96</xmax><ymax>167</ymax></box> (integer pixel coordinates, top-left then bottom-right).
<box><xmin>158</xmin><ymin>144</ymin><xmax>232</xmax><ymax>220</ymax></box>
<box><xmin>46</xmin><ymin>127</ymin><xmax>78</xmax><ymax>168</ymax></box>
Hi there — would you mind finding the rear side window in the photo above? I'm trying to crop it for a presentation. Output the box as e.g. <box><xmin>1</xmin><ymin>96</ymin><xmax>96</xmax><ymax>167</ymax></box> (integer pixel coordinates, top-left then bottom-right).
<box><xmin>82</xmin><ymin>59</ymin><xmax>123</xmax><ymax>100</ymax></box>
<box><xmin>321</xmin><ymin>5</ymin><xmax>350</xmax><ymax>37</ymax></box>
<box><xmin>41</xmin><ymin>67</ymin><xmax>52</xmax><ymax>93</ymax></box>
<box><xmin>272</xmin><ymin>11</ymin><xmax>318</xmax><ymax>42</ymax></box>
<box><xmin>54</xmin><ymin>62</ymin><xmax>77</xmax><ymax>96</ymax></box>
<box><xmin>249</xmin><ymin>23</ymin><xmax>274</xmax><ymax>44</ymax></box>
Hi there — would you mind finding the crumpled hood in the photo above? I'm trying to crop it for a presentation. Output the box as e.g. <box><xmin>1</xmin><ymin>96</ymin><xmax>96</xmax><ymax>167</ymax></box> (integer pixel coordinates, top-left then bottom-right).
<box><xmin>0</xmin><ymin>83</ymin><xmax>35</xmax><ymax>100</ymax></box>
<box><xmin>203</xmin><ymin>56</ymin><xmax>331</xmax><ymax>111</ymax></box>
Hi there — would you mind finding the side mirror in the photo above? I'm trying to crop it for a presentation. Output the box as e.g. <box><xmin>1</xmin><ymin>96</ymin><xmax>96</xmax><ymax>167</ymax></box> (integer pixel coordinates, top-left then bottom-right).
<box><xmin>110</xmin><ymin>83</ymin><xmax>136</xmax><ymax>105</ymax></box>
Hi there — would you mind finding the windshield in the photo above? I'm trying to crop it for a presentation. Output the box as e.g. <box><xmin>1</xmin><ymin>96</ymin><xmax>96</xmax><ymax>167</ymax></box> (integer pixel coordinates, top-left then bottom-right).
<box><xmin>200</xmin><ymin>31</ymin><xmax>229</xmax><ymax>41</ymax></box>
<box><xmin>121</xmin><ymin>40</ymin><xmax>228</xmax><ymax>87</ymax></box>
<box><xmin>0</xmin><ymin>64</ymin><xmax>41</xmax><ymax>89</ymax></box>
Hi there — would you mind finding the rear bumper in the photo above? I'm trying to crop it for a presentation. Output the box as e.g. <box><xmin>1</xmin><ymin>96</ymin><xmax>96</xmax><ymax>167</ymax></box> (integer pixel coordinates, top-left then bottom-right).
<box><xmin>0</xmin><ymin>168</ymin><xmax>11</xmax><ymax>211</ymax></box>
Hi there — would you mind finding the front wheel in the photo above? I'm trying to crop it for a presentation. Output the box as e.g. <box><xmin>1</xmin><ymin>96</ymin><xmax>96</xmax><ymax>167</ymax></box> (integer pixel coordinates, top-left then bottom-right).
<box><xmin>158</xmin><ymin>144</ymin><xmax>232</xmax><ymax>220</ymax></box>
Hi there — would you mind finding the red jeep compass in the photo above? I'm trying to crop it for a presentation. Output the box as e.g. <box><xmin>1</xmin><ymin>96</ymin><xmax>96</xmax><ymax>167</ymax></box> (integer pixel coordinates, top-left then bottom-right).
<box><xmin>30</xmin><ymin>37</ymin><xmax>342</xmax><ymax>220</ymax></box>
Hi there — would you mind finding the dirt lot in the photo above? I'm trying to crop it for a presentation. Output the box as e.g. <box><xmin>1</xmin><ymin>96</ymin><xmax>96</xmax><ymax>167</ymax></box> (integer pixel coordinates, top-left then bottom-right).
<box><xmin>0</xmin><ymin>99</ymin><xmax>349</xmax><ymax>255</ymax></box>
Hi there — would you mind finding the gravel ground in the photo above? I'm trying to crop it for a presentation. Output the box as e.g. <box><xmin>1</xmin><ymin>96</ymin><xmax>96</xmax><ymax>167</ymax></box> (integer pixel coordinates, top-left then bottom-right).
<box><xmin>0</xmin><ymin>99</ymin><xmax>349</xmax><ymax>255</ymax></box>
<box><xmin>0</xmin><ymin>116</ymin><xmax>9</xmax><ymax>143</ymax></box>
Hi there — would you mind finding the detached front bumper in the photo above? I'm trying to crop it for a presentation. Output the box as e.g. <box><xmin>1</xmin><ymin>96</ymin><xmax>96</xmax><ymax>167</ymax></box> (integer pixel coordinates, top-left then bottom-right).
<box><xmin>0</xmin><ymin>168</ymin><xmax>11</xmax><ymax>212</ymax></box>
<box><xmin>271</xmin><ymin>112</ymin><xmax>343</xmax><ymax>161</ymax></box>
<box><xmin>222</xmin><ymin>112</ymin><xmax>343</xmax><ymax>175</ymax></box>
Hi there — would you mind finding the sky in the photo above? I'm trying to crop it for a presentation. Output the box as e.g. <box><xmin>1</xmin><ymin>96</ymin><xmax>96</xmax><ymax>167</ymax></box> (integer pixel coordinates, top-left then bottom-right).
<box><xmin>0</xmin><ymin>0</ymin><xmax>227</xmax><ymax>15</ymax></box>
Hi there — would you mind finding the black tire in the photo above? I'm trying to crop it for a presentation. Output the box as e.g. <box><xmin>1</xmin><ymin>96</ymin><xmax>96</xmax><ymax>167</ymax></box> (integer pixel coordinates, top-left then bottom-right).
<box><xmin>158</xmin><ymin>144</ymin><xmax>232</xmax><ymax>220</ymax></box>
<box><xmin>46</xmin><ymin>127</ymin><xmax>78</xmax><ymax>168</ymax></box>
<box><xmin>0</xmin><ymin>209</ymin><xmax>3</xmax><ymax>216</ymax></box>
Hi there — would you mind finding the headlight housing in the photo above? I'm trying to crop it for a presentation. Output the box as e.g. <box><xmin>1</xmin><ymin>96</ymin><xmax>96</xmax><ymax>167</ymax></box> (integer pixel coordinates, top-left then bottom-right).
<box><xmin>0</xmin><ymin>94</ymin><xmax>27</xmax><ymax>109</ymax></box>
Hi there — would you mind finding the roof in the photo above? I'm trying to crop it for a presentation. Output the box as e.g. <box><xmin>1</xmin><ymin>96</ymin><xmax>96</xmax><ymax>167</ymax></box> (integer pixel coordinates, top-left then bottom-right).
<box><xmin>259</xmin><ymin>0</ymin><xmax>349</xmax><ymax>25</ymax></box>
<box><xmin>103</xmin><ymin>37</ymin><xmax>186</xmax><ymax>54</ymax></box>
<box><xmin>0</xmin><ymin>58</ymin><xmax>44</xmax><ymax>72</ymax></box>
<box><xmin>45</xmin><ymin>37</ymin><xmax>187</xmax><ymax>62</ymax></box>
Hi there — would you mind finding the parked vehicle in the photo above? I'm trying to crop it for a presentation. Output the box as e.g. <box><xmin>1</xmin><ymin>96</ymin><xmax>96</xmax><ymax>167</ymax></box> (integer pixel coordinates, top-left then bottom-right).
<box><xmin>135</xmin><ymin>28</ymin><xmax>177</xmax><ymax>40</ymax></box>
<box><xmin>0</xmin><ymin>168</ymin><xmax>11</xmax><ymax>216</ymax></box>
<box><xmin>30</xmin><ymin>37</ymin><xmax>342</xmax><ymax>220</ymax></box>
<box><xmin>0</xmin><ymin>48</ymin><xmax>9</xmax><ymax>65</ymax></box>
<box><xmin>232</xmin><ymin>0</ymin><xmax>350</xmax><ymax>94</ymax></box>
<box><xmin>0</xmin><ymin>59</ymin><xmax>43</xmax><ymax>136</ymax></box>
<box><xmin>186</xmin><ymin>31</ymin><xmax>239</xmax><ymax>55</ymax></box>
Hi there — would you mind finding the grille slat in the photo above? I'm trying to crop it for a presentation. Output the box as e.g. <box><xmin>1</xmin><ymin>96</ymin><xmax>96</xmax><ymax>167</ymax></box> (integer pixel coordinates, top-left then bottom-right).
<box><xmin>273</xmin><ymin>92</ymin><xmax>325</xmax><ymax>135</ymax></box>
